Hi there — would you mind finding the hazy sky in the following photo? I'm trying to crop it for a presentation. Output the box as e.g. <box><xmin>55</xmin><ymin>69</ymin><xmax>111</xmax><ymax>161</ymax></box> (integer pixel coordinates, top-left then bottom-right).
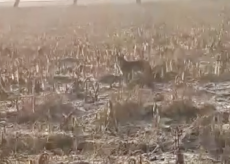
<box><xmin>0</xmin><ymin>0</ymin><xmax>138</xmax><ymax>6</ymax></box>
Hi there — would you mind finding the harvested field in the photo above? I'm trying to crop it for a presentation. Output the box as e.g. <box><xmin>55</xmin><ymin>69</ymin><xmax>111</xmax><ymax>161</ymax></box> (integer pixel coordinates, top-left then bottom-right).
<box><xmin>1</xmin><ymin>1</ymin><xmax>230</xmax><ymax>164</ymax></box>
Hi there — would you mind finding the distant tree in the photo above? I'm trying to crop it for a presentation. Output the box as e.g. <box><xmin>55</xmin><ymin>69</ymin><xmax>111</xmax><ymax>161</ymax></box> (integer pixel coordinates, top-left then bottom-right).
<box><xmin>73</xmin><ymin>0</ymin><xmax>78</xmax><ymax>5</ymax></box>
<box><xmin>13</xmin><ymin>0</ymin><xmax>20</xmax><ymax>7</ymax></box>
<box><xmin>136</xmin><ymin>0</ymin><xmax>141</xmax><ymax>4</ymax></box>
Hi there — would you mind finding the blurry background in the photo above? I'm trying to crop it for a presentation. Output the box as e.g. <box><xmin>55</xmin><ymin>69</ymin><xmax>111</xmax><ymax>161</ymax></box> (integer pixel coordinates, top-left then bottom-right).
<box><xmin>0</xmin><ymin>0</ymin><xmax>142</xmax><ymax>7</ymax></box>
<box><xmin>0</xmin><ymin>0</ymin><xmax>184</xmax><ymax>7</ymax></box>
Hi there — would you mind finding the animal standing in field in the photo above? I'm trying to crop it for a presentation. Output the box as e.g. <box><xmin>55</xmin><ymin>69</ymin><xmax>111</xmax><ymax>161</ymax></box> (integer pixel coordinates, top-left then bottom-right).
<box><xmin>151</xmin><ymin>101</ymin><xmax>217</xmax><ymax>125</ymax></box>
<box><xmin>116</xmin><ymin>54</ymin><xmax>153</xmax><ymax>87</ymax></box>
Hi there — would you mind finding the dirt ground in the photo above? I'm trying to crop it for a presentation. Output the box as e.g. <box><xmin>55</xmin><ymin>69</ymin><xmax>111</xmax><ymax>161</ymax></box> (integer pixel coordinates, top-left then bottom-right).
<box><xmin>1</xmin><ymin>1</ymin><xmax>230</xmax><ymax>164</ymax></box>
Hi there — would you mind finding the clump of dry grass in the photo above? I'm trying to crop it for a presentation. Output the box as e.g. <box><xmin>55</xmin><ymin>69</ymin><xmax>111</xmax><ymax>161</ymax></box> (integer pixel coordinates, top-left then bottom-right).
<box><xmin>0</xmin><ymin>130</ymin><xmax>79</xmax><ymax>156</ymax></box>
<box><xmin>159</xmin><ymin>100</ymin><xmax>216</xmax><ymax>124</ymax></box>
<box><xmin>1</xmin><ymin>93</ymin><xmax>79</xmax><ymax>124</ymax></box>
<box><xmin>169</xmin><ymin>110</ymin><xmax>230</xmax><ymax>163</ymax></box>
<box><xmin>94</xmin><ymin>100</ymin><xmax>146</xmax><ymax>134</ymax></box>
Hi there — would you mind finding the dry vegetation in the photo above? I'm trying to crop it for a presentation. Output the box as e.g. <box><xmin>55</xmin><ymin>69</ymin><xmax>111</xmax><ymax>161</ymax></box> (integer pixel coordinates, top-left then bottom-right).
<box><xmin>1</xmin><ymin>1</ymin><xmax>230</xmax><ymax>164</ymax></box>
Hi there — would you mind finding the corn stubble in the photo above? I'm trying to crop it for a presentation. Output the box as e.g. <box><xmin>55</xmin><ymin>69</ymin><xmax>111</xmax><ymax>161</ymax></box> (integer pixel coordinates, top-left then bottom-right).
<box><xmin>1</xmin><ymin>2</ymin><xmax>230</xmax><ymax>164</ymax></box>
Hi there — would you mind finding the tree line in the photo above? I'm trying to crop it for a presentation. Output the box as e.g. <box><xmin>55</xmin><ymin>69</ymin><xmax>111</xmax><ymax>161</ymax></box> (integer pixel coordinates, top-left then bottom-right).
<box><xmin>13</xmin><ymin>0</ymin><xmax>141</xmax><ymax>7</ymax></box>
